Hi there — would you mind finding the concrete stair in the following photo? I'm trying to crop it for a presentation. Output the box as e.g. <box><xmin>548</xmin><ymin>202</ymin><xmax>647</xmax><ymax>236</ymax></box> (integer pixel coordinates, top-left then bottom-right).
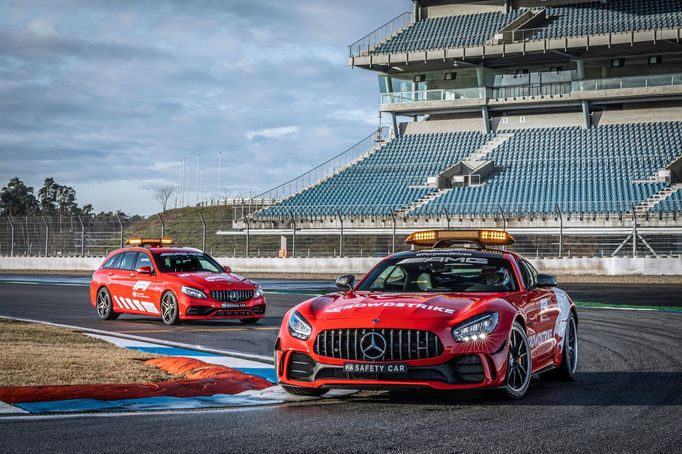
<box><xmin>396</xmin><ymin>189</ymin><xmax>452</xmax><ymax>216</ymax></box>
<box><xmin>468</xmin><ymin>133</ymin><xmax>514</xmax><ymax>161</ymax></box>
<box><xmin>634</xmin><ymin>183</ymin><xmax>682</xmax><ymax>213</ymax></box>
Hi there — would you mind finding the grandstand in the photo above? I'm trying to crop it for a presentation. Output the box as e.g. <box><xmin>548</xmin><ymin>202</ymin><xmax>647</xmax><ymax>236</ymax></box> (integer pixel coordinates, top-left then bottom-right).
<box><xmin>236</xmin><ymin>0</ymin><xmax>682</xmax><ymax>257</ymax></box>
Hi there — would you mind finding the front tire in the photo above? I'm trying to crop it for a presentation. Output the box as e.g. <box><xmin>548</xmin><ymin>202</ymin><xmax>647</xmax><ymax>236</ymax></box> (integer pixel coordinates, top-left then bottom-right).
<box><xmin>96</xmin><ymin>287</ymin><xmax>119</xmax><ymax>320</ymax></box>
<box><xmin>498</xmin><ymin>321</ymin><xmax>532</xmax><ymax>399</ymax></box>
<box><xmin>281</xmin><ymin>385</ymin><xmax>327</xmax><ymax>397</ymax></box>
<box><xmin>161</xmin><ymin>291</ymin><xmax>180</xmax><ymax>325</ymax></box>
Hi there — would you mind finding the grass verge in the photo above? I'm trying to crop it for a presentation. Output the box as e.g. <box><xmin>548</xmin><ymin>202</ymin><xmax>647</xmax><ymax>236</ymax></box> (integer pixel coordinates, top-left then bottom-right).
<box><xmin>575</xmin><ymin>301</ymin><xmax>682</xmax><ymax>312</ymax></box>
<box><xmin>0</xmin><ymin>320</ymin><xmax>178</xmax><ymax>387</ymax></box>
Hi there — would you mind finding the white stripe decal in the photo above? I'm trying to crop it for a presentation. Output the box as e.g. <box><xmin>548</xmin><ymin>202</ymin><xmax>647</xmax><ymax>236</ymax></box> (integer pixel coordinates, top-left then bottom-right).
<box><xmin>140</xmin><ymin>301</ymin><xmax>160</xmax><ymax>314</ymax></box>
<box><xmin>113</xmin><ymin>295</ymin><xmax>128</xmax><ymax>309</ymax></box>
<box><xmin>126</xmin><ymin>298</ymin><xmax>144</xmax><ymax>311</ymax></box>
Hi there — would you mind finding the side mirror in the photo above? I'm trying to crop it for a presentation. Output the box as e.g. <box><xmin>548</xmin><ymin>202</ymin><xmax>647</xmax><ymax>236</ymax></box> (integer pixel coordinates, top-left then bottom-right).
<box><xmin>223</xmin><ymin>265</ymin><xmax>232</xmax><ymax>274</ymax></box>
<box><xmin>535</xmin><ymin>273</ymin><xmax>557</xmax><ymax>288</ymax></box>
<box><xmin>136</xmin><ymin>266</ymin><xmax>153</xmax><ymax>275</ymax></box>
<box><xmin>335</xmin><ymin>274</ymin><xmax>355</xmax><ymax>291</ymax></box>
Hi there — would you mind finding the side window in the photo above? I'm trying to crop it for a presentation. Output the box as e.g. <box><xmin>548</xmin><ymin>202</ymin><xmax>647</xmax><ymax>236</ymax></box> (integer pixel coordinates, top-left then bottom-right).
<box><xmin>519</xmin><ymin>260</ymin><xmax>537</xmax><ymax>289</ymax></box>
<box><xmin>117</xmin><ymin>252</ymin><xmax>139</xmax><ymax>271</ymax></box>
<box><xmin>134</xmin><ymin>253</ymin><xmax>153</xmax><ymax>270</ymax></box>
<box><xmin>102</xmin><ymin>253</ymin><xmax>123</xmax><ymax>269</ymax></box>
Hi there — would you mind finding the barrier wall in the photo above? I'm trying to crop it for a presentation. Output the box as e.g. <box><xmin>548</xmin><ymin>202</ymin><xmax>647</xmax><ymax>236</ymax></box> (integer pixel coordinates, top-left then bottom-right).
<box><xmin>0</xmin><ymin>256</ymin><xmax>681</xmax><ymax>276</ymax></box>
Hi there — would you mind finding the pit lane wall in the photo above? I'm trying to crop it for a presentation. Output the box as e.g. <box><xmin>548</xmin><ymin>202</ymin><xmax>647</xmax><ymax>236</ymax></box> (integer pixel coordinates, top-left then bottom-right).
<box><xmin>0</xmin><ymin>256</ymin><xmax>681</xmax><ymax>276</ymax></box>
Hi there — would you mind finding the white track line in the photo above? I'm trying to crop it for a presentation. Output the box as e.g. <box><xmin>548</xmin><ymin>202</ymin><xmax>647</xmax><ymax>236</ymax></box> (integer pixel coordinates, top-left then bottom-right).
<box><xmin>0</xmin><ymin>315</ymin><xmax>273</xmax><ymax>364</ymax></box>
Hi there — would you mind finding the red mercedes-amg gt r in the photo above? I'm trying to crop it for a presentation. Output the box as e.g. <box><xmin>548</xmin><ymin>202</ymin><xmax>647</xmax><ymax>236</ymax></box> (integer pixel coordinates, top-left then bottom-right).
<box><xmin>275</xmin><ymin>230</ymin><xmax>577</xmax><ymax>399</ymax></box>
<box><xmin>90</xmin><ymin>238</ymin><xmax>266</xmax><ymax>325</ymax></box>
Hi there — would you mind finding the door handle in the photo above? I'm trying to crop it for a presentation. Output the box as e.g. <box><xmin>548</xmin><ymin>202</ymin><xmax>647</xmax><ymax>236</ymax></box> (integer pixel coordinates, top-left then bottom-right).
<box><xmin>130</xmin><ymin>273</ymin><xmax>135</xmax><ymax>277</ymax></box>
<box><xmin>108</xmin><ymin>272</ymin><xmax>113</xmax><ymax>277</ymax></box>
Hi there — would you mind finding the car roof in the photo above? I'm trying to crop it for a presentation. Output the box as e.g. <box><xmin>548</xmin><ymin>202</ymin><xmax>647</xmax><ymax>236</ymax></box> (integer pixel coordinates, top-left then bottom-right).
<box><xmin>390</xmin><ymin>248</ymin><xmax>519</xmax><ymax>261</ymax></box>
<box><xmin>112</xmin><ymin>247</ymin><xmax>203</xmax><ymax>254</ymax></box>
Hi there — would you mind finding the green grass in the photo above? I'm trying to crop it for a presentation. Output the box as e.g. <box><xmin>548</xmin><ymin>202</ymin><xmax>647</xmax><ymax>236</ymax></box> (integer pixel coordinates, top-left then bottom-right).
<box><xmin>575</xmin><ymin>301</ymin><xmax>682</xmax><ymax>312</ymax></box>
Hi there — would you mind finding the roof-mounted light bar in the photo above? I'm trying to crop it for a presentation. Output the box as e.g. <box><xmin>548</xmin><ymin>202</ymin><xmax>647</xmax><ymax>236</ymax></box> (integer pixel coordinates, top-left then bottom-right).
<box><xmin>405</xmin><ymin>230</ymin><xmax>515</xmax><ymax>249</ymax></box>
<box><xmin>125</xmin><ymin>237</ymin><xmax>174</xmax><ymax>248</ymax></box>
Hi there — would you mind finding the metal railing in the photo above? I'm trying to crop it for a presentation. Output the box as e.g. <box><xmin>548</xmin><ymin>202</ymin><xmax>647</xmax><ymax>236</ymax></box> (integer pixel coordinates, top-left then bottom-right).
<box><xmin>354</xmin><ymin>13</ymin><xmax>682</xmax><ymax>57</ymax></box>
<box><xmin>572</xmin><ymin>73</ymin><xmax>682</xmax><ymax>92</ymax></box>
<box><xmin>380</xmin><ymin>82</ymin><xmax>572</xmax><ymax>106</ymax></box>
<box><xmin>247</xmin><ymin>127</ymin><xmax>391</xmax><ymax>208</ymax></box>
<box><xmin>349</xmin><ymin>11</ymin><xmax>414</xmax><ymax>58</ymax></box>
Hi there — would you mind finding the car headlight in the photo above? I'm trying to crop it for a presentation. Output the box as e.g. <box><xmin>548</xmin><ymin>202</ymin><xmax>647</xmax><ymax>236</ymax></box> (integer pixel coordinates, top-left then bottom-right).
<box><xmin>253</xmin><ymin>285</ymin><xmax>264</xmax><ymax>298</ymax></box>
<box><xmin>181</xmin><ymin>286</ymin><xmax>207</xmax><ymax>299</ymax></box>
<box><xmin>452</xmin><ymin>313</ymin><xmax>499</xmax><ymax>342</ymax></box>
<box><xmin>288</xmin><ymin>310</ymin><xmax>312</xmax><ymax>340</ymax></box>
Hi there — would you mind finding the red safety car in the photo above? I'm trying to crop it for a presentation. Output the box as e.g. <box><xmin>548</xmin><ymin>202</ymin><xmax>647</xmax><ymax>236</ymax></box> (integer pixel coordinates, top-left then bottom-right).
<box><xmin>90</xmin><ymin>237</ymin><xmax>265</xmax><ymax>325</ymax></box>
<box><xmin>275</xmin><ymin>230</ymin><xmax>577</xmax><ymax>399</ymax></box>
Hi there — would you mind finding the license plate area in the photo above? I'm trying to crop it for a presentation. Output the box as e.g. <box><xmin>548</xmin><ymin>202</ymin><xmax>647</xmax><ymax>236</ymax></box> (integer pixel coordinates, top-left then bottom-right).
<box><xmin>343</xmin><ymin>362</ymin><xmax>408</xmax><ymax>374</ymax></box>
<box><xmin>221</xmin><ymin>303</ymin><xmax>246</xmax><ymax>309</ymax></box>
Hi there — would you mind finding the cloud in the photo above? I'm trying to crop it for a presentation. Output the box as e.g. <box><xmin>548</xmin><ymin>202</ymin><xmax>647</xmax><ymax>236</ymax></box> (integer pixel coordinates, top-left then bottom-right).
<box><xmin>0</xmin><ymin>0</ymin><xmax>411</xmax><ymax>214</ymax></box>
<box><xmin>246</xmin><ymin>126</ymin><xmax>300</xmax><ymax>142</ymax></box>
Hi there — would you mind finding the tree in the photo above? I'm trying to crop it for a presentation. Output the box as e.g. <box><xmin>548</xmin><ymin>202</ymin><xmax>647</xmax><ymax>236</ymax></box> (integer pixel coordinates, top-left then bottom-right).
<box><xmin>153</xmin><ymin>186</ymin><xmax>174</xmax><ymax>212</ymax></box>
<box><xmin>81</xmin><ymin>204</ymin><xmax>94</xmax><ymax>217</ymax></box>
<box><xmin>38</xmin><ymin>178</ymin><xmax>60</xmax><ymax>215</ymax></box>
<box><xmin>0</xmin><ymin>177</ymin><xmax>38</xmax><ymax>216</ymax></box>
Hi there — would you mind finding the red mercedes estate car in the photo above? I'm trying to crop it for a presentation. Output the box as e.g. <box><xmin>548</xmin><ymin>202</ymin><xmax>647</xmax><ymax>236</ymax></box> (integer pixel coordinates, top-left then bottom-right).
<box><xmin>90</xmin><ymin>237</ymin><xmax>265</xmax><ymax>325</ymax></box>
<box><xmin>275</xmin><ymin>230</ymin><xmax>577</xmax><ymax>399</ymax></box>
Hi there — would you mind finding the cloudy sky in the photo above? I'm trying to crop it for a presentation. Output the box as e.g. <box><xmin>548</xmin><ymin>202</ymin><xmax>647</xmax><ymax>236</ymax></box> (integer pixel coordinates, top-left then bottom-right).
<box><xmin>0</xmin><ymin>0</ymin><xmax>411</xmax><ymax>214</ymax></box>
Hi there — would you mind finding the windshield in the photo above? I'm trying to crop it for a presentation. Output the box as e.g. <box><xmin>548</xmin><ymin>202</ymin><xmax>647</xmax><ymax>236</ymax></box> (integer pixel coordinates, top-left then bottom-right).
<box><xmin>152</xmin><ymin>251</ymin><xmax>223</xmax><ymax>273</ymax></box>
<box><xmin>357</xmin><ymin>253</ymin><xmax>518</xmax><ymax>293</ymax></box>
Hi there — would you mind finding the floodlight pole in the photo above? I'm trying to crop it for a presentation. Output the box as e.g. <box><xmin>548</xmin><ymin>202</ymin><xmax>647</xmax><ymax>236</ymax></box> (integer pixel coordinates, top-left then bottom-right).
<box><xmin>336</xmin><ymin>209</ymin><xmax>344</xmax><ymax>257</ymax></box>
<box><xmin>7</xmin><ymin>216</ymin><xmax>14</xmax><ymax>257</ymax></box>
<box><xmin>288</xmin><ymin>210</ymin><xmax>296</xmax><ymax>258</ymax></box>
<box><xmin>442</xmin><ymin>208</ymin><xmax>451</xmax><ymax>230</ymax></box>
<box><xmin>390</xmin><ymin>211</ymin><xmax>397</xmax><ymax>254</ymax></box>
<box><xmin>498</xmin><ymin>206</ymin><xmax>507</xmax><ymax>232</ymax></box>
<box><xmin>41</xmin><ymin>215</ymin><xmax>48</xmax><ymax>256</ymax></box>
<box><xmin>157</xmin><ymin>214</ymin><xmax>164</xmax><ymax>238</ymax></box>
<box><xmin>243</xmin><ymin>216</ymin><xmax>250</xmax><ymax>258</ymax></box>
<box><xmin>199</xmin><ymin>212</ymin><xmax>207</xmax><ymax>252</ymax></box>
<box><xmin>115</xmin><ymin>214</ymin><xmax>123</xmax><ymax>247</ymax></box>
<box><xmin>555</xmin><ymin>203</ymin><xmax>563</xmax><ymax>258</ymax></box>
<box><xmin>77</xmin><ymin>215</ymin><xmax>85</xmax><ymax>256</ymax></box>
<box><xmin>631</xmin><ymin>206</ymin><xmax>637</xmax><ymax>258</ymax></box>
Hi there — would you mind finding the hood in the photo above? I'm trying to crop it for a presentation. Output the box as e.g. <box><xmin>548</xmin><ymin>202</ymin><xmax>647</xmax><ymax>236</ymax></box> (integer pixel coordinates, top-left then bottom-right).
<box><xmin>306</xmin><ymin>292</ymin><xmax>498</xmax><ymax>322</ymax></box>
<box><xmin>174</xmin><ymin>272</ymin><xmax>254</xmax><ymax>290</ymax></box>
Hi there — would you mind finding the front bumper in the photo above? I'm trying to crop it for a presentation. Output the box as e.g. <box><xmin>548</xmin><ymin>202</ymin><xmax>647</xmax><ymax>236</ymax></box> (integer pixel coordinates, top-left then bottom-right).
<box><xmin>276</xmin><ymin>341</ymin><xmax>509</xmax><ymax>391</ymax></box>
<box><xmin>180</xmin><ymin>295</ymin><xmax>266</xmax><ymax>320</ymax></box>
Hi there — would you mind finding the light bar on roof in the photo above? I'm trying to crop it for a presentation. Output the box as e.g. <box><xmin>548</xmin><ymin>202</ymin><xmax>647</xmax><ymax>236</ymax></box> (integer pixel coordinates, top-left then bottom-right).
<box><xmin>125</xmin><ymin>237</ymin><xmax>174</xmax><ymax>247</ymax></box>
<box><xmin>405</xmin><ymin>230</ymin><xmax>515</xmax><ymax>247</ymax></box>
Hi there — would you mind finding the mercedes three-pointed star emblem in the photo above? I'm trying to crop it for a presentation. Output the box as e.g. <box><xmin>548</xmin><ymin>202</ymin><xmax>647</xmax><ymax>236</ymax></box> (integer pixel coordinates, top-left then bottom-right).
<box><xmin>360</xmin><ymin>331</ymin><xmax>387</xmax><ymax>360</ymax></box>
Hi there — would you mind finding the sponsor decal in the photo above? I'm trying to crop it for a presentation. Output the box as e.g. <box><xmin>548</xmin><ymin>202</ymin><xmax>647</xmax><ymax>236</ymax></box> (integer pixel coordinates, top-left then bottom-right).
<box><xmin>132</xmin><ymin>280</ymin><xmax>151</xmax><ymax>291</ymax></box>
<box><xmin>528</xmin><ymin>329</ymin><xmax>553</xmax><ymax>349</ymax></box>
<box><xmin>415</xmin><ymin>250</ymin><xmax>473</xmax><ymax>257</ymax></box>
<box><xmin>326</xmin><ymin>302</ymin><xmax>455</xmax><ymax>315</ymax></box>
<box><xmin>397</xmin><ymin>256</ymin><xmax>489</xmax><ymax>265</ymax></box>
<box><xmin>159</xmin><ymin>252</ymin><xmax>203</xmax><ymax>257</ymax></box>
<box><xmin>205</xmin><ymin>275</ymin><xmax>231</xmax><ymax>281</ymax></box>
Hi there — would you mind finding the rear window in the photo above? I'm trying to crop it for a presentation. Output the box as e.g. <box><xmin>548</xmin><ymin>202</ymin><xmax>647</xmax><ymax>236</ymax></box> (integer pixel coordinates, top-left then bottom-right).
<box><xmin>357</xmin><ymin>252</ymin><xmax>518</xmax><ymax>293</ymax></box>
<box><xmin>102</xmin><ymin>253</ymin><xmax>123</xmax><ymax>269</ymax></box>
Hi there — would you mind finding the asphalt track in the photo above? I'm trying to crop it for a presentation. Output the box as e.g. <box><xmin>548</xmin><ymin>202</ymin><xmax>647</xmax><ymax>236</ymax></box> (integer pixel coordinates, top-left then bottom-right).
<box><xmin>0</xmin><ymin>280</ymin><xmax>681</xmax><ymax>453</ymax></box>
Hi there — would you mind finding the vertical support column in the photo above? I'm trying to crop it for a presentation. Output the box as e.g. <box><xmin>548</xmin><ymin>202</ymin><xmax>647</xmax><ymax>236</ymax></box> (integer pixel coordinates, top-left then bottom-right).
<box><xmin>116</xmin><ymin>214</ymin><xmax>123</xmax><ymax>247</ymax></box>
<box><xmin>582</xmin><ymin>100</ymin><xmax>591</xmax><ymax>129</ymax></box>
<box><xmin>481</xmin><ymin>106</ymin><xmax>491</xmax><ymax>133</ymax></box>
<box><xmin>288</xmin><ymin>210</ymin><xmax>296</xmax><ymax>258</ymax></box>
<box><xmin>78</xmin><ymin>215</ymin><xmax>85</xmax><ymax>256</ymax></box>
<box><xmin>41</xmin><ymin>215</ymin><xmax>48</xmax><ymax>256</ymax></box>
<box><xmin>576</xmin><ymin>59</ymin><xmax>586</xmax><ymax>80</ymax></box>
<box><xmin>632</xmin><ymin>207</ymin><xmax>637</xmax><ymax>258</ymax></box>
<box><xmin>476</xmin><ymin>66</ymin><xmax>485</xmax><ymax>87</ymax></box>
<box><xmin>199</xmin><ymin>212</ymin><xmax>207</xmax><ymax>252</ymax></box>
<box><xmin>391</xmin><ymin>113</ymin><xmax>399</xmax><ymax>137</ymax></box>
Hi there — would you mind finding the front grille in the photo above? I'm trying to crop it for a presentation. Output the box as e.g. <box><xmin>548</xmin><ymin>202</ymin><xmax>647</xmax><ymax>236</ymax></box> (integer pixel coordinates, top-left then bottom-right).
<box><xmin>314</xmin><ymin>329</ymin><xmax>443</xmax><ymax>361</ymax></box>
<box><xmin>214</xmin><ymin>310</ymin><xmax>252</xmax><ymax>317</ymax></box>
<box><xmin>210</xmin><ymin>289</ymin><xmax>254</xmax><ymax>303</ymax></box>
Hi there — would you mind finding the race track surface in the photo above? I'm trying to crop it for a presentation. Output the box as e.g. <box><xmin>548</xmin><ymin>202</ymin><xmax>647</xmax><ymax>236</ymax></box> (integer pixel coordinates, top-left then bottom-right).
<box><xmin>0</xmin><ymin>280</ymin><xmax>681</xmax><ymax>453</ymax></box>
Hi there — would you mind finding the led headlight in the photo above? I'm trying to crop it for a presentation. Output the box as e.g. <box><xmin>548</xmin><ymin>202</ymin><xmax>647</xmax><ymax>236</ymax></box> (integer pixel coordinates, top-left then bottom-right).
<box><xmin>253</xmin><ymin>285</ymin><xmax>264</xmax><ymax>299</ymax></box>
<box><xmin>452</xmin><ymin>313</ymin><xmax>499</xmax><ymax>342</ymax></box>
<box><xmin>288</xmin><ymin>310</ymin><xmax>312</xmax><ymax>340</ymax></box>
<box><xmin>181</xmin><ymin>286</ymin><xmax>207</xmax><ymax>299</ymax></box>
